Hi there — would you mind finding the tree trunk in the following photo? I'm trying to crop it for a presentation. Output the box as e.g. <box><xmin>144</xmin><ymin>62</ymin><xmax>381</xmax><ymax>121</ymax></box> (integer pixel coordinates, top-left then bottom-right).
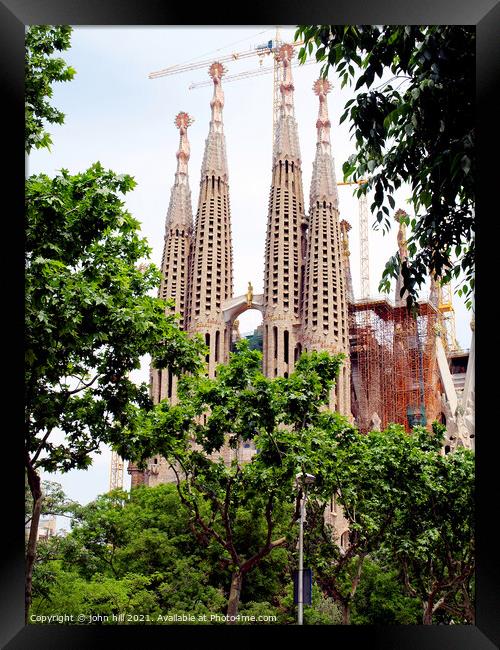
<box><xmin>341</xmin><ymin>602</ymin><xmax>351</xmax><ymax>625</ymax></box>
<box><xmin>25</xmin><ymin>459</ymin><xmax>42</xmax><ymax>624</ymax></box>
<box><xmin>227</xmin><ymin>569</ymin><xmax>243</xmax><ymax>623</ymax></box>
<box><xmin>422</xmin><ymin>599</ymin><xmax>434</xmax><ymax>624</ymax></box>
<box><xmin>462</xmin><ymin>588</ymin><xmax>475</xmax><ymax>624</ymax></box>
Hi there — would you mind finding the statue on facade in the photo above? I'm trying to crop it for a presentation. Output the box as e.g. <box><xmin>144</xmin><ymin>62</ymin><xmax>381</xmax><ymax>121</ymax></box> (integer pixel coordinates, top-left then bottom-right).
<box><xmin>246</xmin><ymin>281</ymin><xmax>254</xmax><ymax>306</ymax></box>
<box><xmin>370</xmin><ymin>412</ymin><xmax>382</xmax><ymax>432</ymax></box>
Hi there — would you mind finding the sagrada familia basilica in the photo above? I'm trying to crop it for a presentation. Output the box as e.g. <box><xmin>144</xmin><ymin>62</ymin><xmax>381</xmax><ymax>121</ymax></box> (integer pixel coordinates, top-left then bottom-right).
<box><xmin>128</xmin><ymin>44</ymin><xmax>474</xmax><ymax>489</ymax></box>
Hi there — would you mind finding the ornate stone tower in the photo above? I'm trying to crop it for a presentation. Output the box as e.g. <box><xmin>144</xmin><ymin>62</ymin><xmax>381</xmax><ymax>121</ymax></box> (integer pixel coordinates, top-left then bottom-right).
<box><xmin>339</xmin><ymin>219</ymin><xmax>354</xmax><ymax>303</ymax></box>
<box><xmin>394</xmin><ymin>208</ymin><xmax>409</xmax><ymax>306</ymax></box>
<box><xmin>262</xmin><ymin>44</ymin><xmax>306</xmax><ymax>378</ymax></box>
<box><xmin>129</xmin><ymin>111</ymin><xmax>195</xmax><ymax>488</ymax></box>
<box><xmin>150</xmin><ymin>111</ymin><xmax>194</xmax><ymax>406</ymax></box>
<box><xmin>302</xmin><ymin>78</ymin><xmax>350</xmax><ymax>414</ymax></box>
<box><xmin>186</xmin><ymin>62</ymin><xmax>234</xmax><ymax>377</ymax></box>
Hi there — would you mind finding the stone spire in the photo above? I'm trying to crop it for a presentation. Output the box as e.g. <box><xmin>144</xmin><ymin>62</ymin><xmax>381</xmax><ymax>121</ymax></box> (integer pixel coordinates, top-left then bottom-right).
<box><xmin>165</xmin><ymin>111</ymin><xmax>194</xmax><ymax>229</ymax></box>
<box><xmin>273</xmin><ymin>43</ymin><xmax>301</xmax><ymax>164</ymax></box>
<box><xmin>394</xmin><ymin>209</ymin><xmax>409</xmax><ymax>306</ymax></box>
<box><xmin>150</xmin><ymin>111</ymin><xmax>195</xmax><ymax>406</ymax></box>
<box><xmin>130</xmin><ymin>112</ymin><xmax>196</xmax><ymax>487</ymax></box>
<box><xmin>302</xmin><ymin>79</ymin><xmax>350</xmax><ymax>414</ymax></box>
<box><xmin>309</xmin><ymin>78</ymin><xmax>339</xmax><ymax>207</ymax></box>
<box><xmin>186</xmin><ymin>62</ymin><xmax>234</xmax><ymax>378</ymax></box>
<box><xmin>262</xmin><ymin>44</ymin><xmax>306</xmax><ymax>378</ymax></box>
<box><xmin>201</xmin><ymin>62</ymin><xmax>229</xmax><ymax>179</ymax></box>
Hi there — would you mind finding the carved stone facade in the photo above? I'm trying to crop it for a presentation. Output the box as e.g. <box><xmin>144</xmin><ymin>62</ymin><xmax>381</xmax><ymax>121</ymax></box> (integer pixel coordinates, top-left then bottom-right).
<box><xmin>263</xmin><ymin>45</ymin><xmax>306</xmax><ymax>380</ymax></box>
<box><xmin>130</xmin><ymin>49</ymin><xmax>360</xmax><ymax>488</ymax></box>
<box><xmin>186</xmin><ymin>62</ymin><xmax>234</xmax><ymax>379</ymax></box>
<box><xmin>150</xmin><ymin>111</ymin><xmax>194</xmax><ymax>406</ymax></box>
<box><xmin>301</xmin><ymin>77</ymin><xmax>350</xmax><ymax>413</ymax></box>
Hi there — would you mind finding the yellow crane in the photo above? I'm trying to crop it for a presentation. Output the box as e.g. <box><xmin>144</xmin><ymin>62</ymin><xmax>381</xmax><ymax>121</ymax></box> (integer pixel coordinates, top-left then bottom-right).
<box><xmin>337</xmin><ymin>180</ymin><xmax>370</xmax><ymax>299</ymax></box>
<box><xmin>431</xmin><ymin>275</ymin><xmax>460</xmax><ymax>353</ymax></box>
<box><xmin>109</xmin><ymin>450</ymin><xmax>124</xmax><ymax>491</ymax></box>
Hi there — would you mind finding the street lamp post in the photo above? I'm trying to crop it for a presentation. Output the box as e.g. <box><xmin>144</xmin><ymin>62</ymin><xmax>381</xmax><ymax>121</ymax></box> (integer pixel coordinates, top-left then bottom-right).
<box><xmin>295</xmin><ymin>472</ymin><xmax>315</xmax><ymax>625</ymax></box>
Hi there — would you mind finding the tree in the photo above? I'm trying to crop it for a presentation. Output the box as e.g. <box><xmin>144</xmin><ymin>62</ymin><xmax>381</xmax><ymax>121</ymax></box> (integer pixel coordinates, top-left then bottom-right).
<box><xmin>31</xmin><ymin>483</ymin><xmax>295</xmax><ymax>624</ymax></box>
<box><xmin>24</xmin><ymin>26</ymin><xmax>205</xmax><ymax>621</ymax></box>
<box><xmin>386</xmin><ymin>445</ymin><xmax>475</xmax><ymax>624</ymax></box>
<box><xmin>349</xmin><ymin>556</ymin><xmax>421</xmax><ymax>625</ymax></box>
<box><xmin>25</xmin><ymin>25</ymin><xmax>76</xmax><ymax>154</ymax></box>
<box><xmin>303</xmin><ymin>422</ymin><xmax>473</xmax><ymax>624</ymax></box>
<box><xmin>25</xmin><ymin>479</ymin><xmax>78</xmax><ymax>527</ymax></box>
<box><xmin>295</xmin><ymin>26</ymin><xmax>474</xmax><ymax>309</ymax></box>
<box><xmin>303</xmin><ymin>423</ymin><xmax>413</xmax><ymax>624</ymax></box>
<box><xmin>121</xmin><ymin>341</ymin><xmax>348</xmax><ymax>622</ymax></box>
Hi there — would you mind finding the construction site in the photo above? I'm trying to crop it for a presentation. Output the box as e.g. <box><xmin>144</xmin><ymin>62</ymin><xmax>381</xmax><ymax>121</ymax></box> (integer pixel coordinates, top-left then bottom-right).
<box><xmin>108</xmin><ymin>30</ymin><xmax>475</xmax><ymax>492</ymax></box>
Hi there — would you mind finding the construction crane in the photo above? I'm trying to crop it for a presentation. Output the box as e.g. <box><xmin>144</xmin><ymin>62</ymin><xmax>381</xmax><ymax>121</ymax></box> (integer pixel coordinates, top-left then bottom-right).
<box><xmin>109</xmin><ymin>450</ymin><xmax>124</xmax><ymax>491</ymax></box>
<box><xmin>337</xmin><ymin>180</ymin><xmax>370</xmax><ymax>299</ymax></box>
<box><xmin>149</xmin><ymin>27</ymin><xmax>305</xmax><ymax>148</ymax></box>
<box><xmin>434</xmin><ymin>280</ymin><xmax>460</xmax><ymax>353</ymax></box>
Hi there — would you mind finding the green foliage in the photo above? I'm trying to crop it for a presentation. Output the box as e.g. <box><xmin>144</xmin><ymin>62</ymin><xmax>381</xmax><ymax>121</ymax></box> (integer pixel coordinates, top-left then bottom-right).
<box><xmin>350</xmin><ymin>557</ymin><xmax>421</xmax><ymax>624</ymax></box>
<box><xmin>116</xmin><ymin>342</ymin><xmax>349</xmax><ymax>618</ymax></box>
<box><xmin>31</xmin><ymin>483</ymin><xmax>286</xmax><ymax>623</ymax></box>
<box><xmin>31</xmin><ymin>425</ymin><xmax>474</xmax><ymax>625</ymax></box>
<box><xmin>25</xmin><ymin>478</ymin><xmax>79</xmax><ymax>526</ymax></box>
<box><xmin>303</xmin><ymin>422</ymin><xmax>474</xmax><ymax>624</ymax></box>
<box><xmin>295</xmin><ymin>25</ymin><xmax>474</xmax><ymax>309</ymax></box>
<box><xmin>25</xmin><ymin>162</ymin><xmax>204</xmax><ymax>475</ymax></box>
<box><xmin>32</xmin><ymin>570</ymin><xmax>160</xmax><ymax>624</ymax></box>
<box><xmin>385</xmin><ymin>445</ymin><xmax>475</xmax><ymax>623</ymax></box>
<box><xmin>25</xmin><ymin>25</ymin><xmax>76</xmax><ymax>153</ymax></box>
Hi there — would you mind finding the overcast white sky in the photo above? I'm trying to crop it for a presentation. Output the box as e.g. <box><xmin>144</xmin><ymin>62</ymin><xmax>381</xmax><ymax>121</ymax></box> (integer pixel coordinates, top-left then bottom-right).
<box><xmin>27</xmin><ymin>26</ymin><xmax>474</xmax><ymax>520</ymax></box>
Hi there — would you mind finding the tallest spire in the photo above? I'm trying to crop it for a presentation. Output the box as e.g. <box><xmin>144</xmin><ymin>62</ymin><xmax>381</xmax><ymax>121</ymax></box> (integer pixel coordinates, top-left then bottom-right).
<box><xmin>201</xmin><ymin>61</ymin><xmax>228</xmax><ymax>178</ymax></box>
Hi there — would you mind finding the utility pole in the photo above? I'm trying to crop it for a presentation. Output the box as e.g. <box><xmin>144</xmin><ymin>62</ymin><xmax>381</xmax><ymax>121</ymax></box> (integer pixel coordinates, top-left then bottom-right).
<box><xmin>295</xmin><ymin>472</ymin><xmax>315</xmax><ymax>625</ymax></box>
<box><xmin>297</xmin><ymin>491</ymin><xmax>305</xmax><ymax>625</ymax></box>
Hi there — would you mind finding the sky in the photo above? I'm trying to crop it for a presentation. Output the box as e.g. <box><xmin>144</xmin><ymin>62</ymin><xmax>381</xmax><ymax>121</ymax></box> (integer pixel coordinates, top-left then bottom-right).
<box><xmin>27</xmin><ymin>26</ymin><xmax>474</xmax><ymax>523</ymax></box>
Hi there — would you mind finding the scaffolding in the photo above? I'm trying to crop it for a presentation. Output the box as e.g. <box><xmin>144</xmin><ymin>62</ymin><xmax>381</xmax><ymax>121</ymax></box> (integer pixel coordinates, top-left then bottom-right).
<box><xmin>350</xmin><ymin>298</ymin><xmax>441</xmax><ymax>433</ymax></box>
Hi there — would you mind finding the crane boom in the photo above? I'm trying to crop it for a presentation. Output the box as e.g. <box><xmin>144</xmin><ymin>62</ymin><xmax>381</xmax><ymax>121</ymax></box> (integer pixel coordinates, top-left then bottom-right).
<box><xmin>149</xmin><ymin>30</ymin><xmax>305</xmax><ymax>155</ymax></box>
<box><xmin>149</xmin><ymin>39</ymin><xmax>304</xmax><ymax>79</ymax></box>
<box><xmin>188</xmin><ymin>58</ymin><xmax>316</xmax><ymax>89</ymax></box>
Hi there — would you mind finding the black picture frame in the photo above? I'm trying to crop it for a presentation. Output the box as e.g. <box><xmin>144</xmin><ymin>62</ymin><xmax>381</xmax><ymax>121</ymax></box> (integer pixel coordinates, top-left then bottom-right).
<box><xmin>2</xmin><ymin>1</ymin><xmax>498</xmax><ymax>647</ymax></box>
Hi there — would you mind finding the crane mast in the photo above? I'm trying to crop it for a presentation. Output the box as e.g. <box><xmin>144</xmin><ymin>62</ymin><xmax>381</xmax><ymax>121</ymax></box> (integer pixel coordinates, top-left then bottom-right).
<box><xmin>337</xmin><ymin>180</ymin><xmax>370</xmax><ymax>300</ymax></box>
<box><xmin>437</xmin><ymin>281</ymin><xmax>460</xmax><ymax>352</ymax></box>
<box><xmin>358</xmin><ymin>191</ymin><xmax>370</xmax><ymax>299</ymax></box>
<box><xmin>109</xmin><ymin>450</ymin><xmax>124</xmax><ymax>491</ymax></box>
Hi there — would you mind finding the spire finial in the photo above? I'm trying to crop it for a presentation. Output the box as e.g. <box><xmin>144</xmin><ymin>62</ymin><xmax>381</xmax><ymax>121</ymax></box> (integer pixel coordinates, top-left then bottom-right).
<box><xmin>200</xmin><ymin>61</ymin><xmax>228</xmax><ymax>178</ymax></box>
<box><xmin>394</xmin><ymin>209</ymin><xmax>409</xmax><ymax>261</ymax></box>
<box><xmin>272</xmin><ymin>43</ymin><xmax>301</xmax><ymax>163</ymax></box>
<box><xmin>313</xmin><ymin>77</ymin><xmax>332</xmax><ymax>153</ymax></box>
<box><xmin>313</xmin><ymin>77</ymin><xmax>332</xmax><ymax>97</ymax></box>
<box><xmin>174</xmin><ymin>111</ymin><xmax>193</xmax><ymax>177</ymax></box>
<box><xmin>277</xmin><ymin>44</ymin><xmax>295</xmax><ymax>117</ymax></box>
<box><xmin>208</xmin><ymin>61</ymin><xmax>226</xmax><ymax>128</ymax></box>
<box><xmin>340</xmin><ymin>219</ymin><xmax>352</xmax><ymax>257</ymax></box>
